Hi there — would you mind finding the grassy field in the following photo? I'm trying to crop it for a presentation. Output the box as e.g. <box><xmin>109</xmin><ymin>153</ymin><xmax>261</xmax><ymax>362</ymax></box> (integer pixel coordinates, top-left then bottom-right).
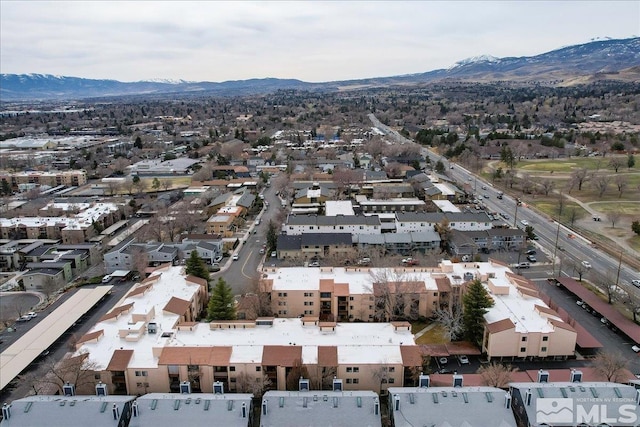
<box><xmin>518</xmin><ymin>156</ymin><xmax>636</xmax><ymax>173</ymax></box>
<box><xmin>414</xmin><ymin>324</ymin><xmax>449</xmax><ymax>345</ymax></box>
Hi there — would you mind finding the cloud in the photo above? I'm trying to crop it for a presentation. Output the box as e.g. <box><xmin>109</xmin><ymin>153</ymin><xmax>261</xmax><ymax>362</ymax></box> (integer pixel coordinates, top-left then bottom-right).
<box><xmin>1</xmin><ymin>1</ymin><xmax>638</xmax><ymax>82</ymax></box>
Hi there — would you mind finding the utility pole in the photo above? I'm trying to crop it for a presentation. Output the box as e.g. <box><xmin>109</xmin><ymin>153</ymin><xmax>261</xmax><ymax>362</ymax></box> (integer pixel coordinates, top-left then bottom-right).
<box><xmin>615</xmin><ymin>249</ymin><xmax>623</xmax><ymax>289</ymax></box>
<box><xmin>552</xmin><ymin>220</ymin><xmax>561</xmax><ymax>277</ymax></box>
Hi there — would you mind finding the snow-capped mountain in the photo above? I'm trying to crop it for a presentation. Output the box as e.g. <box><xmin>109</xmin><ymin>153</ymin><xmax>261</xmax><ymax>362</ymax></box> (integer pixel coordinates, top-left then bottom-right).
<box><xmin>2</xmin><ymin>37</ymin><xmax>638</xmax><ymax>101</ymax></box>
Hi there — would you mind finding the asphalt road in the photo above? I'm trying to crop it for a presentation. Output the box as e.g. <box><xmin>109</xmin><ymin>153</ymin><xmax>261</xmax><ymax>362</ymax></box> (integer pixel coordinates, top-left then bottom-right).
<box><xmin>212</xmin><ymin>184</ymin><xmax>281</xmax><ymax>295</ymax></box>
<box><xmin>0</xmin><ymin>281</ymin><xmax>136</xmax><ymax>402</ymax></box>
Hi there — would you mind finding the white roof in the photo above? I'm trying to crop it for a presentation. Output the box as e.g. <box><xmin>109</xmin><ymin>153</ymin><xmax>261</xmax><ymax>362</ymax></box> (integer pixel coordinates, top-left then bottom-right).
<box><xmin>1</xmin><ymin>202</ymin><xmax>119</xmax><ymax>231</ymax></box>
<box><xmin>432</xmin><ymin>200</ymin><xmax>461</xmax><ymax>213</ymax></box>
<box><xmin>324</xmin><ymin>200</ymin><xmax>355</xmax><ymax>216</ymax></box>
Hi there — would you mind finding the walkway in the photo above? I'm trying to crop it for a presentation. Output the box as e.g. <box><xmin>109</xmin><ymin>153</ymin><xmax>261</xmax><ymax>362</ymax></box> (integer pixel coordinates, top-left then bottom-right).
<box><xmin>414</xmin><ymin>322</ymin><xmax>438</xmax><ymax>340</ymax></box>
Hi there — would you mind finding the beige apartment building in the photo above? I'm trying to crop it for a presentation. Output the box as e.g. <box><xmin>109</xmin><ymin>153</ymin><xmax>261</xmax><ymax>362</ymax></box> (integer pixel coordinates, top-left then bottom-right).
<box><xmin>260</xmin><ymin>261</ymin><xmax>578</xmax><ymax>360</ymax></box>
<box><xmin>74</xmin><ymin>265</ymin><xmax>423</xmax><ymax>396</ymax></box>
<box><xmin>0</xmin><ymin>170</ymin><xmax>87</xmax><ymax>190</ymax></box>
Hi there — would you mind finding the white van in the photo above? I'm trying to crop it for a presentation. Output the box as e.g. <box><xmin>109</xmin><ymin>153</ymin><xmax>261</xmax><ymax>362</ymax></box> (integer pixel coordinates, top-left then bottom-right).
<box><xmin>101</xmin><ymin>275</ymin><xmax>112</xmax><ymax>283</ymax></box>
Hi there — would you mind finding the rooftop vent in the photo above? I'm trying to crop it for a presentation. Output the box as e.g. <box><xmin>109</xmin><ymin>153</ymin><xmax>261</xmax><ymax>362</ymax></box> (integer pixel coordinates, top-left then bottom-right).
<box><xmin>419</xmin><ymin>374</ymin><xmax>430</xmax><ymax>388</ymax></box>
<box><xmin>524</xmin><ymin>389</ymin><xmax>533</xmax><ymax>406</ymax></box>
<box><xmin>453</xmin><ymin>375</ymin><xmax>463</xmax><ymax>388</ymax></box>
<box><xmin>570</xmin><ymin>369</ymin><xmax>583</xmax><ymax>383</ymax></box>
<box><xmin>374</xmin><ymin>398</ymin><xmax>379</xmax><ymax>415</ymax></box>
<box><xmin>63</xmin><ymin>382</ymin><xmax>75</xmax><ymax>396</ymax></box>
<box><xmin>394</xmin><ymin>394</ymin><xmax>400</xmax><ymax>411</ymax></box>
<box><xmin>180</xmin><ymin>381</ymin><xmax>191</xmax><ymax>394</ymax></box>
<box><xmin>299</xmin><ymin>377</ymin><xmax>310</xmax><ymax>392</ymax></box>
<box><xmin>505</xmin><ymin>392</ymin><xmax>512</xmax><ymax>409</ymax></box>
<box><xmin>241</xmin><ymin>402</ymin><xmax>247</xmax><ymax>418</ymax></box>
<box><xmin>147</xmin><ymin>323</ymin><xmax>157</xmax><ymax>334</ymax></box>
<box><xmin>538</xmin><ymin>370</ymin><xmax>549</xmax><ymax>383</ymax></box>
<box><xmin>261</xmin><ymin>400</ymin><xmax>267</xmax><ymax>416</ymax></box>
<box><xmin>332</xmin><ymin>378</ymin><xmax>343</xmax><ymax>392</ymax></box>
<box><xmin>213</xmin><ymin>381</ymin><xmax>224</xmax><ymax>394</ymax></box>
<box><xmin>2</xmin><ymin>403</ymin><xmax>11</xmax><ymax>420</ymax></box>
<box><xmin>132</xmin><ymin>401</ymin><xmax>139</xmax><ymax>417</ymax></box>
<box><xmin>112</xmin><ymin>404</ymin><xmax>120</xmax><ymax>420</ymax></box>
<box><xmin>95</xmin><ymin>382</ymin><xmax>108</xmax><ymax>396</ymax></box>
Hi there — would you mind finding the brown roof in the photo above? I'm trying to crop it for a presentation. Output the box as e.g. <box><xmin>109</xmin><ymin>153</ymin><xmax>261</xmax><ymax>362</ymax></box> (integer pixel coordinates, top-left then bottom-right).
<box><xmin>549</xmin><ymin>318</ymin><xmax>576</xmax><ymax>332</ymax></box>
<box><xmin>99</xmin><ymin>302</ymin><xmax>134</xmax><ymax>322</ymax></box>
<box><xmin>185</xmin><ymin>275</ymin><xmax>207</xmax><ymax>288</ymax></box>
<box><xmin>317</xmin><ymin>346</ymin><xmax>338</xmax><ymax>366</ymax></box>
<box><xmin>400</xmin><ymin>346</ymin><xmax>423</xmax><ymax>366</ymax></box>
<box><xmin>126</xmin><ymin>283</ymin><xmax>153</xmax><ymax>298</ymax></box>
<box><xmin>435</xmin><ymin>277</ymin><xmax>452</xmax><ymax>292</ymax></box>
<box><xmin>262</xmin><ymin>345</ymin><xmax>303</xmax><ymax>367</ymax></box>
<box><xmin>106</xmin><ymin>349</ymin><xmax>134</xmax><ymax>371</ymax></box>
<box><xmin>158</xmin><ymin>346</ymin><xmax>232</xmax><ymax>365</ymax></box>
<box><xmin>556</xmin><ymin>276</ymin><xmax>640</xmax><ymax>343</ymax></box>
<box><xmin>534</xmin><ymin>304</ymin><xmax>560</xmax><ymax>318</ymax></box>
<box><xmin>445</xmin><ymin>341</ymin><xmax>482</xmax><ymax>355</ymax></box>
<box><xmin>486</xmin><ymin>318</ymin><xmax>515</xmax><ymax>333</ymax></box>
<box><xmin>163</xmin><ymin>296</ymin><xmax>191</xmax><ymax>315</ymax></box>
<box><xmin>76</xmin><ymin>329</ymin><xmax>104</xmax><ymax>345</ymax></box>
<box><xmin>419</xmin><ymin>344</ymin><xmax>450</xmax><ymax>357</ymax></box>
<box><xmin>319</xmin><ymin>279</ymin><xmax>334</xmax><ymax>293</ymax></box>
<box><xmin>334</xmin><ymin>283</ymin><xmax>349</xmax><ymax>297</ymax></box>
<box><xmin>518</xmin><ymin>287</ymin><xmax>540</xmax><ymax>298</ymax></box>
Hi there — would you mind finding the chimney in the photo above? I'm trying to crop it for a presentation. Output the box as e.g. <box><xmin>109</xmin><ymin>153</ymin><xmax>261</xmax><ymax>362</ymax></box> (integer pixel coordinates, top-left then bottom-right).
<box><xmin>418</xmin><ymin>374</ymin><xmax>430</xmax><ymax>388</ymax></box>
<box><xmin>241</xmin><ymin>402</ymin><xmax>247</xmax><ymax>418</ymax></box>
<box><xmin>132</xmin><ymin>401</ymin><xmax>139</xmax><ymax>417</ymax></box>
<box><xmin>213</xmin><ymin>381</ymin><xmax>224</xmax><ymax>394</ymax></box>
<box><xmin>394</xmin><ymin>394</ymin><xmax>400</xmax><ymax>411</ymax></box>
<box><xmin>374</xmin><ymin>398</ymin><xmax>379</xmax><ymax>415</ymax></box>
<box><xmin>505</xmin><ymin>392</ymin><xmax>512</xmax><ymax>409</ymax></box>
<box><xmin>262</xmin><ymin>400</ymin><xmax>268</xmax><ymax>416</ymax></box>
<box><xmin>537</xmin><ymin>370</ymin><xmax>549</xmax><ymax>383</ymax></box>
<box><xmin>180</xmin><ymin>381</ymin><xmax>191</xmax><ymax>394</ymax></box>
<box><xmin>112</xmin><ymin>403</ymin><xmax>120</xmax><ymax>420</ymax></box>
<box><xmin>63</xmin><ymin>382</ymin><xmax>75</xmax><ymax>396</ymax></box>
<box><xmin>570</xmin><ymin>369</ymin><xmax>583</xmax><ymax>383</ymax></box>
<box><xmin>95</xmin><ymin>381</ymin><xmax>108</xmax><ymax>396</ymax></box>
<box><xmin>2</xmin><ymin>403</ymin><xmax>11</xmax><ymax>420</ymax></box>
<box><xmin>299</xmin><ymin>377</ymin><xmax>310</xmax><ymax>392</ymax></box>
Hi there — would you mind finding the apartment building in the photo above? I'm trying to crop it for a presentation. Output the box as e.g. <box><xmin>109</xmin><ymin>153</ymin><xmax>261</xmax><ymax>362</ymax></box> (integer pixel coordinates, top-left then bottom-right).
<box><xmin>260</xmin><ymin>261</ymin><xmax>578</xmax><ymax>360</ymax></box>
<box><xmin>276</xmin><ymin>233</ymin><xmax>355</xmax><ymax>261</ymax></box>
<box><xmin>0</xmin><ymin>170</ymin><xmax>87</xmax><ymax>191</ymax></box>
<box><xmin>74</xmin><ymin>269</ymin><xmax>421</xmax><ymax>395</ymax></box>
<box><xmin>0</xmin><ymin>202</ymin><xmax>120</xmax><ymax>244</ymax></box>
<box><xmin>396</xmin><ymin>212</ymin><xmax>493</xmax><ymax>233</ymax></box>
<box><xmin>283</xmin><ymin>214</ymin><xmax>381</xmax><ymax>236</ymax></box>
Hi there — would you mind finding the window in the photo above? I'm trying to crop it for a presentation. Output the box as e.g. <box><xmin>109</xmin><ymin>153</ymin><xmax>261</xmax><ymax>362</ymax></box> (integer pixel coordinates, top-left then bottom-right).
<box><xmin>346</xmin><ymin>379</ymin><xmax>352</xmax><ymax>384</ymax></box>
<box><xmin>541</xmin><ymin>347</ymin><xmax>547</xmax><ymax>352</ymax></box>
<box><xmin>349</xmin><ymin>296</ymin><xmax>354</xmax><ymax>301</ymax></box>
<box><xmin>521</xmin><ymin>337</ymin><xmax>527</xmax><ymax>342</ymax></box>
<box><xmin>229</xmin><ymin>366</ymin><xmax>236</xmax><ymax>372</ymax></box>
<box><xmin>520</xmin><ymin>347</ymin><xmax>526</xmax><ymax>352</ymax></box>
<box><xmin>320</xmin><ymin>292</ymin><xmax>331</xmax><ymax>298</ymax></box>
<box><xmin>256</xmin><ymin>366</ymin><xmax>261</xmax><ymax>372</ymax></box>
<box><xmin>278</xmin><ymin>292</ymin><xmax>288</xmax><ymax>297</ymax></box>
<box><xmin>352</xmin><ymin>378</ymin><xmax>359</xmax><ymax>384</ymax></box>
<box><xmin>388</xmin><ymin>378</ymin><xmax>395</xmax><ymax>384</ymax></box>
<box><xmin>434</xmin><ymin>292</ymin><xmax>438</xmax><ymax>296</ymax></box>
<box><xmin>542</xmin><ymin>336</ymin><xmax>548</xmax><ymax>342</ymax></box>
<box><xmin>389</xmin><ymin>367</ymin><xmax>395</xmax><ymax>372</ymax></box>
<box><xmin>304</xmin><ymin>292</ymin><xmax>314</xmax><ymax>297</ymax></box>
<box><xmin>346</xmin><ymin>367</ymin><xmax>352</xmax><ymax>373</ymax></box>
<box><xmin>353</xmin><ymin>367</ymin><xmax>359</xmax><ymax>373</ymax></box>
<box><xmin>135</xmin><ymin>371</ymin><xmax>148</xmax><ymax>377</ymax></box>
<box><xmin>304</xmin><ymin>301</ymin><xmax>313</xmax><ymax>306</ymax></box>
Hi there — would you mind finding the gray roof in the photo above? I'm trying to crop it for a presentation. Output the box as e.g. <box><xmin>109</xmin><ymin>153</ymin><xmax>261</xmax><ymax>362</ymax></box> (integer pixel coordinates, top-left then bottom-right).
<box><xmin>24</xmin><ymin>268</ymin><xmax>62</xmax><ymax>276</ymax></box>
<box><xmin>509</xmin><ymin>382</ymin><xmax>640</xmax><ymax>427</ymax></box>
<box><xmin>128</xmin><ymin>393</ymin><xmax>253</xmax><ymax>427</ymax></box>
<box><xmin>396</xmin><ymin>212</ymin><xmax>445</xmax><ymax>223</ymax></box>
<box><xmin>236</xmin><ymin>192</ymin><xmax>256</xmax><ymax>208</ymax></box>
<box><xmin>1</xmin><ymin>395</ymin><xmax>136</xmax><ymax>427</ymax></box>
<box><xmin>286</xmin><ymin>214</ymin><xmax>381</xmax><ymax>227</ymax></box>
<box><xmin>353</xmin><ymin>234</ymin><xmax>386</xmax><ymax>245</ymax></box>
<box><xmin>260</xmin><ymin>390</ymin><xmax>381</xmax><ymax>427</ymax></box>
<box><xmin>277</xmin><ymin>235</ymin><xmax>303</xmax><ymax>250</ymax></box>
<box><xmin>300</xmin><ymin>233</ymin><xmax>352</xmax><ymax>246</ymax></box>
<box><xmin>209</xmin><ymin>192</ymin><xmax>233</xmax><ymax>207</ymax></box>
<box><xmin>387</xmin><ymin>386</ymin><xmax>517</xmax><ymax>427</ymax></box>
<box><xmin>364</xmin><ymin>170</ymin><xmax>388</xmax><ymax>180</ymax></box>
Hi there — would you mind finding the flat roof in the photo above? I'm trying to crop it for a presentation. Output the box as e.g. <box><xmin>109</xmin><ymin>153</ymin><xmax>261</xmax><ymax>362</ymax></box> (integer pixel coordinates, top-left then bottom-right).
<box><xmin>0</xmin><ymin>286</ymin><xmax>113</xmax><ymax>390</ymax></box>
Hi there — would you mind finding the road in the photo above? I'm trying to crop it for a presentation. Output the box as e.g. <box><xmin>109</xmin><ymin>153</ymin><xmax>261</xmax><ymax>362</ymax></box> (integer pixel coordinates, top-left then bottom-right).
<box><xmin>212</xmin><ymin>184</ymin><xmax>282</xmax><ymax>295</ymax></box>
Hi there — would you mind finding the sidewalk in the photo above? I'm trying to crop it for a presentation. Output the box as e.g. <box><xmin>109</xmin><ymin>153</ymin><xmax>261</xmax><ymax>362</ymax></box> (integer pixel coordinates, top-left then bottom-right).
<box><xmin>414</xmin><ymin>323</ymin><xmax>438</xmax><ymax>340</ymax></box>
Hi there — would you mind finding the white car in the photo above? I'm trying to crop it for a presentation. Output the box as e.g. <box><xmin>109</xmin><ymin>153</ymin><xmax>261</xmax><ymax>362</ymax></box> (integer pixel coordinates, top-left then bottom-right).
<box><xmin>632</xmin><ymin>345</ymin><xmax>640</xmax><ymax>353</ymax></box>
<box><xmin>458</xmin><ymin>355</ymin><xmax>470</xmax><ymax>364</ymax></box>
<box><xmin>232</xmin><ymin>254</ymin><xmax>239</xmax><ymax>261</ymax></box>
<box><xmin>581</xmin><ymin>261</ymin><xmax>592</xmax><ymax>269</ymax></box>
<box><xmin>631</xmin><ymin>280</ymin><xmax>640</xmax><ymax>288</ymax></box>
<box><xmin>101</xmin><ymin>275</ymin><xmax>112</xmax><ymax>283</ymax></box>
<box><xmin>26</xmin><ymin>312</ymin><xmax>37</xmax><ymax>319</ymax></box>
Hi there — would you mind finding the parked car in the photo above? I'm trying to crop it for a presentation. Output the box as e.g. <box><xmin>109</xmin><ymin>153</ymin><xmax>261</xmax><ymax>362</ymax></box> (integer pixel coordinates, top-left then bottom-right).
<box><xmin>16</xmin><ymin>315</ymin><xmax>31</xmax><ymax>322</ymax></box>
<box><xmin>527</xmin><ymin>255</ymin><xmax>537</xmax><ymax>263</ymax></box>
<box><xmin>518</xmin><ymin>262</ymin><xmax>531</xmax><ymax>269</ymax></box>
<box><xmin>458</xmin><ymin>355</ymin><xmax>470</xmax><ymax>364</ymax></box>
<box><xmin>308</xmin><ymin>261</ymin><xmax>320</xmax><ymax>267</ymax></box>
<box><xmin>402</xmin><ymin>257</ymin><xmax>419</xmax><ymax>266</ymax></box>
<box><xmin>271</xmin><ymin>251</ymin><xmax>277</xmax><ymax>258</ymax></box>
<box><xmin>357</xmin><ymin>257</ymin><xmax>371</xmax><ymax>265</ymax></box>
<box><xmin>26</xmin><ymin>312</ymin><xmax>37</xmax><ymax>319</ymax></box>
<box><xmin>581</xmin><ymin>261</ymin><xmax>592</xmax><ymax>269</ymax></box>
<box><xmin>632</xmin><ymin>345</ymin><xmax>640</xmax><ymax>353</ymax></box>
<box><xmin>439</xmin><ymin>357</ymin><xmax>448</xmax><ymax>365</ymax></box>
<box><xmin>526</xmin><ymin>249</ymin><xmax>536</xmax><ymax>255</ymax></box>
<box><xmin>232</xmin><ymin>254</ymin><xmax>239</xmax><ymax>261</ymax></box>
<box><xmin>101</xmin><ymin>275</ymin><xmax>112</xmax><ymax>283</ymax></box>
<box><xmin>631</xmin><ymin>280</ymin><xmax>640</xmax><ymax>288</ymax></box>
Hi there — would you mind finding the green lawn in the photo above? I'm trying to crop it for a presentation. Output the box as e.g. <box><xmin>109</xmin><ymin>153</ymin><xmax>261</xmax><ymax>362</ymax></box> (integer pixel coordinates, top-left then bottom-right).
<box><xmin>518</xmin><ymin>156</ymin><xmax>637</xmax><ymax>173</ymax></box>
<box><xmin>411</xmin><ymin>320</ymin><xmax>429</xmax><ymax>334</ymax></box>
<box><xmin>414</xmin><ymin>324</ymin><xmax>449</xmax><ymax>345</ymax></box>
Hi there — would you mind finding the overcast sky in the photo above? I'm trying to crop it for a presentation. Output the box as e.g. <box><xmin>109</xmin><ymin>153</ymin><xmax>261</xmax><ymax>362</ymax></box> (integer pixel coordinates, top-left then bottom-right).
<box><xmin>1</xmin><ymin>1</ymin><xmax>638</xmax><ymax>83</ymax></box>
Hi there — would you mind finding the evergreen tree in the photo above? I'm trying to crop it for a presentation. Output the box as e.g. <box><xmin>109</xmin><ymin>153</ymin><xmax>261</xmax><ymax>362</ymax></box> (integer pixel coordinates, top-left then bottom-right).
<box><xmin>628</xmin><ymin>154</ymin><xmax>636</xmax><ymax>169</ymax></box>
<box><xmin>266</xmin><ymin>220</ymin><xmax>278</xmax><ymax>253</ymax></box>
<box><xmin>185</xmin><ymin>251</ymin><xmax>210</xmax><ymax>282</ymax></box>
<box><xmin>207</xmin><ymin>278</ymin><xmax>236</xmax><ymax>320</ymax></box>
<box><xmin>462</xmin><ymin>279</ymin><xmax>494</xmax><ymax>348</ymax></box>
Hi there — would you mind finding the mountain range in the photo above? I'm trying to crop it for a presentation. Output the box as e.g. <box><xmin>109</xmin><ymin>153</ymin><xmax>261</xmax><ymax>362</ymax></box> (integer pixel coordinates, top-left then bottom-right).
<box><xmin>1</xmin><ymin>37</ymin><xmax>639</xmax><ymax>101</ymax></box>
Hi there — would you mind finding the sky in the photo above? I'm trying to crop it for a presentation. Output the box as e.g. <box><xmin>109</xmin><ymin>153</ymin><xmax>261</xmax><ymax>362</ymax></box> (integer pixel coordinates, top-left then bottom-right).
<box><xmin>1</xmin><ymin>1</ymin><xmax>638</xmax><ymax>83</ymax></box>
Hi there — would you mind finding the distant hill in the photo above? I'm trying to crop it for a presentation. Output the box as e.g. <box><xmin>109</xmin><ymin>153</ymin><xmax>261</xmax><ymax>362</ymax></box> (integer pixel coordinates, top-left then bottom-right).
<box><xmin>2</xmin><ymin>37</ymin><xmax>639</xmax><ymax>101</ymax></box>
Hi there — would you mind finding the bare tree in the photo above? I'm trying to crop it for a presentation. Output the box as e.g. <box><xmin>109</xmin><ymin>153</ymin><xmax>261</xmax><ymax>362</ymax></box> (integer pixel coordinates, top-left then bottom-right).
<box><xmin>607</xmin><ymin>211</ymin><xmax>622</xmax><ymax>229</ymax></box>
<box><xmin>41</xmin><ymin>275</ymin><xmax>60</xmax><ymax>301</ymax></box>
<box><xmin>161</xmin><ymin>179</ymin><xmax>173</xmax><ymax>191</ymax></box>
<box><xmin>35</xmin><ymin>353</ymin><xmax>100</xmax><ymax>395</ymax></box>
<box><xmin>539</xmin><ymin>178</ymin><xmax>555</xmax><ymax>196</ymax></box>
<box><xmin>592</xmin><ymin>350</ymin><xmax>629</xmax><ymax>382</ymax></box>
<box><xmin>571</xmin><ymin>168</ymin><xmax>590</xmax><ymax>191</ymax></box>
<box><xmin>614</xmin><ymin>175</ymin><xmax>628</xmax><ymax>198</ymax></box>
<box><xmin>567</xmin><ymin>207</ymin><xmax>579</xmax><ymax>226</ymax></box>
<box><xmin>477</xmin><ymin>363</ymin><xmax>516</xmax><ymax>388</ymax></box>
<box><xmin>434</xmin><ymin>307</ymin><xmax>463</xmax><ymax>341</ymax></box>
<box><xmin>556</xmin><ymin>193</ymin><xmax>566</xmax><ymax>218</ymax></box>
<box><xmin>235</xmin><ymin>371</ymin><xmax>271</xmax><ymax>398</ymax></box>
<box><xmin>608</xmin><ymin>157</ymin><xmax>624</xmax><ymax>173</ymax></box>
<box><xmin>131</xmin><ymin>246</ymin><xmax>149</xmax><ymax>276</ymax></box>
<box><xmin>593</xmin><ymin>175</ymin><xmax>610</xmax><ymax>198</ymax></box>
<box><xmin>285</xmin><ymin>359</ymin><xmax>310</xmax><ymax>391</ymax></box>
